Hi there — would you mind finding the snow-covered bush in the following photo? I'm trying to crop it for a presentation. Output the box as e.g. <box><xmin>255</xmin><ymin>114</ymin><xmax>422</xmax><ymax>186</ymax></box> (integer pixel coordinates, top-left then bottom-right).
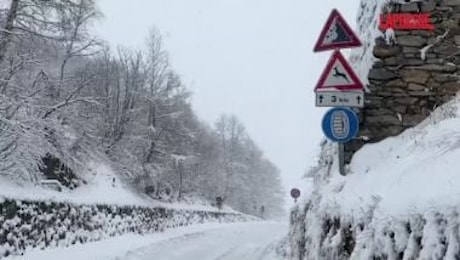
<box><xmin>0</xmin><ymin>198</ymin><xmax>255</xmax><ymax>258</ymax></box>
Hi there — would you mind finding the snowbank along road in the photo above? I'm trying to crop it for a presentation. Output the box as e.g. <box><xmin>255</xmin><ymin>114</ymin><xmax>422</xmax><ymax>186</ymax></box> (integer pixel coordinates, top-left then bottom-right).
<box><xmin>8</xmin><ymin>221</ymin><xmax>287</xmax><ymax>260</ymax></box>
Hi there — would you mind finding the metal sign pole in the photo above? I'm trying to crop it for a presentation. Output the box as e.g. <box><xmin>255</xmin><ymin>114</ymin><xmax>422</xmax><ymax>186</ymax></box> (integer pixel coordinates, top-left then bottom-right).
<box><xmin>313</xmin><ymin>8</ymin><xmax>363</xmax><ymax>177</ymax></box>
<box><xmin>322</xmin><ymin>107</ymin><xmax>358</xmax><ymax>176</ymax></box>
<box><xmin>338</xmin><ymin>142</ymin><xmax>345</xmax><ymax>176</ymax></box>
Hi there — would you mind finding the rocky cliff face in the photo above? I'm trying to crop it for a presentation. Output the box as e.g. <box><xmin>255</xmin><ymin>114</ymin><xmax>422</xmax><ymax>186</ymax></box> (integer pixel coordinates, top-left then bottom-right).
<box><xmin>345</xmin><ymin>0</ymin><xmax>460</xmax><ymax>163</ymax></box>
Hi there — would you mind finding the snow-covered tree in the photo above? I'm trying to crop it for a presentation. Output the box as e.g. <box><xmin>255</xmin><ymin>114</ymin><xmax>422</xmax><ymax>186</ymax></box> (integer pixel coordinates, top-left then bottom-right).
<box><xmin>0</xmin><ymin>2</ymin><xmax>284</xmax><ymax>216</ymax></box>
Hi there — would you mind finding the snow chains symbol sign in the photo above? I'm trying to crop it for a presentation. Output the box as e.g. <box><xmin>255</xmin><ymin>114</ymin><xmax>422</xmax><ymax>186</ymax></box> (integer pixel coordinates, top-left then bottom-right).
<box><xmin>321</xmin><ymin>107</ymin><xmax>359</xmax><ymax>143</ymax></box>
<box><xmin>331</xmin><ymin>110</ymin><xmax>349</xmax><ymax>140</ymax></box>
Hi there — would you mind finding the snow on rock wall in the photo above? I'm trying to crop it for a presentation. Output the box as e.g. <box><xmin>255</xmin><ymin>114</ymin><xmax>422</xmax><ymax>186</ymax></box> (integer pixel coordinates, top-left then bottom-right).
<box><xmin>0</xmin><ymin>198</ymin><xmax>255</xmax><ymax>259</ymax></box>
<box><xmin>288</xmin><ymin>0</ymin><xmax>460</xmax><ymax>259</ymax></box>
<box><xmin>288</xmin><ymin>95</ymin><xmax>460</xmax><ymax>259</ymax></box>
<box><xmin>346</xmin><ymin>0</ymin><xmax>460</xmax><ymax>163</ymax></box>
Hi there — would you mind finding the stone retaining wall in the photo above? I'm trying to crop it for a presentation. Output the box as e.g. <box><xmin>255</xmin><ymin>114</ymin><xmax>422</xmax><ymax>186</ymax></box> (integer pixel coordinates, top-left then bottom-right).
<box><xmin>345</xmin><ymin>0</ymin><xmax>460</xmax><ymax>162</ymax></box>
<box><xmin>0</xmin><ymin>198</ymin><xmax>254</xmax><ymax>258</ymax></box>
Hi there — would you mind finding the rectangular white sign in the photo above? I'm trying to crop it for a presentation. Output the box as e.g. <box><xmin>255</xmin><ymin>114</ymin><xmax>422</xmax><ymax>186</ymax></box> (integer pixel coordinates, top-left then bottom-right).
<box><xmin>315</xmin><ymin>91</ymin><xmax>364</xmax><ymax>108</ymax></box>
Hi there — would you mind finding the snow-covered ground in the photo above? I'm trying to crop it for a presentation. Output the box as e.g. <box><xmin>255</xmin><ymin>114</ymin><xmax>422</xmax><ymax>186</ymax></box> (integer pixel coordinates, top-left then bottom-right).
<box><xmin>313</xmin><ymin>95</ymin><xmax>460</xmax><ymax>219</ymax></box>
<box><xmin>5</xmin><ymin>221</ymin><xmax>287</xmax><ymax>260</ymax></box>
<box><xmin>291</xmin><ymin>95</ymin><xmax>460</xmax><ymax>258</ymax></box>
<box><xmin>0</xmin><ymin>160</ymin><xmax>237</xmax><ymax>213</ymax></box>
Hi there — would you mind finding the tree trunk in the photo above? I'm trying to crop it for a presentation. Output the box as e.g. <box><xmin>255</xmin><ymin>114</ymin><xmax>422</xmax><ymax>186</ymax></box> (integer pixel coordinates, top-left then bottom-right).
<box><xmin>178</xmin><ymin>161</ymin><xmax>183</xmax><ymax>201</ymax></box>
<box><xmin>0</xmin><ymin>0</ymin><xmax>20</xmax><ymax>65</ymax></box>
<box><xmin>144</xmin><ymin>105</ymin><xmax>156</xmax><ymax>163</ymax></box>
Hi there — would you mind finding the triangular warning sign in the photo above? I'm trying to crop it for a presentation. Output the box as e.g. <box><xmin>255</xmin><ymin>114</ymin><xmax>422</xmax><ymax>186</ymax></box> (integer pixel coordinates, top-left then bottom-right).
<box><xmin>315</xmin><ymin>50</ymin><xmax>363</xmax><ymax>91</ymax></box>
<box><xmin>313</xmin><ymin>9</ymin><xmax>361</xmax><ymax>52</ymax></box>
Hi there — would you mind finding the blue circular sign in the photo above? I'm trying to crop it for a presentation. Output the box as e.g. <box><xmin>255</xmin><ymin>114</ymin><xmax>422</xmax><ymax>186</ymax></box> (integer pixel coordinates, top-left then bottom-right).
<box><xmin>321</xmin><ymin>107</ymin><xmax>359</xmax><ymax>143</ymax></box>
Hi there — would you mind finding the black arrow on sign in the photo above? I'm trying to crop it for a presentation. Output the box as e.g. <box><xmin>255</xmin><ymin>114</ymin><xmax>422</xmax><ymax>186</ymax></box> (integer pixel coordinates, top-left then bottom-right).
<box><xmin>356</xmin><ymin>95</ymin><xmax>361</xmax><ymax>104</ymax></box>
<box><xmin>319</xmin><ymin>95</ymin><xmax>324</xmax><ymax>103</ymax></box>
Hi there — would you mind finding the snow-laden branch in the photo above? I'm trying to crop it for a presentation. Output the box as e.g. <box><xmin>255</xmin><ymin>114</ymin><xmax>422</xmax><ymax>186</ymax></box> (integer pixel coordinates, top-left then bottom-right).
<box><xmin>42</xmin><ymin>97</ymin><xmax>102</xmax><ymax>119</ymax></box>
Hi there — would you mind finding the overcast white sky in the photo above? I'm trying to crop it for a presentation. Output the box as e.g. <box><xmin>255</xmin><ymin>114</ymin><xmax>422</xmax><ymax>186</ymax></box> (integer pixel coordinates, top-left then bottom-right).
<box><xmin>95</xmin><ymin>0</ymin><xmax>361</xmax><ymax>206</ymax></box>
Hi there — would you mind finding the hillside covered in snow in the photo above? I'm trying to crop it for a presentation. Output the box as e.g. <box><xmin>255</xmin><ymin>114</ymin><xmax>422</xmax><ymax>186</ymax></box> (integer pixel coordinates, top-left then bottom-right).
<box><xmin>290</xmin><ymin>96</ymin><xmax>460</xmax><ymax>258</ymax></box>
<box><xmin>289</xmin><ymin>0</ymin><xmax>460</xmax><ymax>259</ymax></box>
<box><xmin>0</xmin><ymin>0</ymin><xmax>285</xmax><ymax>217</ymax></box>
<box><xmin>0</xmin><ymin>1</ymin><xmax>286</xmax><ymax>258</ymax></box>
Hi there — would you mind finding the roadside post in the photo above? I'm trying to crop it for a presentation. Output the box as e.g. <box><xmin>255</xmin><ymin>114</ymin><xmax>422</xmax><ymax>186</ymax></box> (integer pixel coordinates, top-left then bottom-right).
<box><xmin>312</xmin><ymin>9</ymin><xmax>364</xmax><ymax>176</ymax></box>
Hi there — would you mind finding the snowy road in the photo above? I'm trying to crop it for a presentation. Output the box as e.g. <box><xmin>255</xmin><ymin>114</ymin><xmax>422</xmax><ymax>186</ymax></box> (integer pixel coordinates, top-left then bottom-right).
<box><xmin>120</xmin><ymin>221</ymin><xmax>287</xmax><ymax>260</ymax></box>
<box><xmin>9</xmin><ymin>221</ymin><xmax>287</xmax><ymax>260</ymax></box>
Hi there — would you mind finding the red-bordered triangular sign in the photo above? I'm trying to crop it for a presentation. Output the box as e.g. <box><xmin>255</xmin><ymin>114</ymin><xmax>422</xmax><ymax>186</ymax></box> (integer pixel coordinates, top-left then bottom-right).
<box><xmin>315</xmin><ymin>50</ymin><xmax>363</xmax><ymax>91</ymax></box>
<box><xmin>313</xmin><ymin>9</ymin><xmax>361</xmax><ymax>52</ymax></box>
